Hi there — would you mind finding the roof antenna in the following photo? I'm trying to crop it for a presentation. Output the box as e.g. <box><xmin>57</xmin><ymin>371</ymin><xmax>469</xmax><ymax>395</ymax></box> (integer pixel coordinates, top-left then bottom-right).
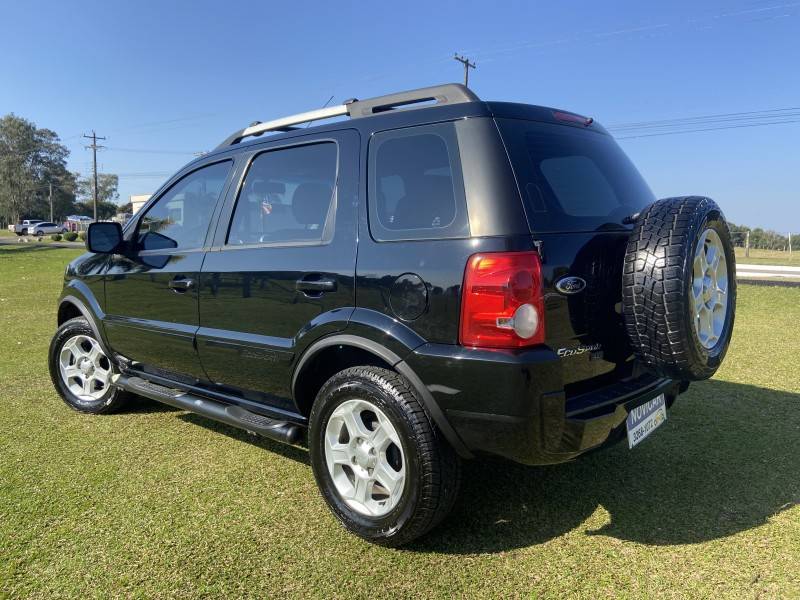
<box><xmin>306</xmin><ymin>95</ymin><xmax>335</xmax><ymax>127</ymax></box>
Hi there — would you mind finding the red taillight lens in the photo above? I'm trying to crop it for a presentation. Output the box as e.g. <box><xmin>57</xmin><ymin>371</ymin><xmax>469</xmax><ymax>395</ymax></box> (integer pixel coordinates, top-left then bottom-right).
<box><xmin>459</xmin><ymin>251</ymin><xmax>545</xmax><ymax>349</ymax></box>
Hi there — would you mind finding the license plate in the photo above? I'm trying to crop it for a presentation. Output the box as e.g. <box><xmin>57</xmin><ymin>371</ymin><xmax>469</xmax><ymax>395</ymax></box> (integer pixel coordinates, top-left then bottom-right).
<box><xmin>626</xmin><ymin>393</ymin><xmax>667</xmax><ymax>449</ymax></box>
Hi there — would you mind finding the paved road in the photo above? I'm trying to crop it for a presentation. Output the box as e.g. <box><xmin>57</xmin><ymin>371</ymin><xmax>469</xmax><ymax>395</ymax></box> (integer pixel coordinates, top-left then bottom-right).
<box><xmin>736</xmin><ymin>263</ymin><xmax>800</xmax><ymax>280</ymax></box>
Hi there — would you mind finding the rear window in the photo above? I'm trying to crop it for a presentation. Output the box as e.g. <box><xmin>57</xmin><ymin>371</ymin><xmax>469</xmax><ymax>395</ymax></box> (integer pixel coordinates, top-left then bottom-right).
<box><xmin>498</xmin><ymin>119</ymin><xmax>655</xmax><ymax>233</ymax></box>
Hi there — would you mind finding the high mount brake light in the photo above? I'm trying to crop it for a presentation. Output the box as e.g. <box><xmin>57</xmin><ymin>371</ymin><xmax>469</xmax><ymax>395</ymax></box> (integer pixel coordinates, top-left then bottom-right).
<box><xmin>459</xmin><ymin>251</ymin><xmax>546</xmax><ymax>349</ymax></box>
<box><xmin>552</xmin><ymin>110</ymin><xmax>594</xmax><ymax>127</ymax></box>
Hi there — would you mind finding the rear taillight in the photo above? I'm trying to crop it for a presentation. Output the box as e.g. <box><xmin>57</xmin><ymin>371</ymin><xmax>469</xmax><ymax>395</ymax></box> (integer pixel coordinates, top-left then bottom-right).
<box><xmin>459</xmin><ymin>251</ymin><xmax>545</xmax><ymax>349</ymax></box>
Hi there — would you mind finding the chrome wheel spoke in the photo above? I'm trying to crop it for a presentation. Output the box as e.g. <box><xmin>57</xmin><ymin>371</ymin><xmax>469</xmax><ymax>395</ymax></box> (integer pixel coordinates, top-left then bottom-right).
<box><xmin>324</xmin><ymin>398</ymin><xmax>406</xmax><ymax>518</ymax></box>
<box><xmin>341</xmin><ymin>408</ymin><xmax>372</xmax><ymax>440</ymax></box>
<box><xmin>373</xmin><ymin>459</ymin><xmax>403</xmax><ymax>495</ymax></box>
<box><xmin>328</xmin><ymin>443</ymin><xmax>351</xmax><ymax>466</ymax></box>
<box><xmin>369</xmin><ymin>422</ymin><xmax>390</xmax><ymax>451</ymax></box>
<box><xmin>58</xmin><ymin>334</ymin><xmax>112</xmax><ymax>401</ymax></box>
<box><xmin>352</xmin><ymin>475</ymin><xmax>371</xmax><ymax>505</ymax></box>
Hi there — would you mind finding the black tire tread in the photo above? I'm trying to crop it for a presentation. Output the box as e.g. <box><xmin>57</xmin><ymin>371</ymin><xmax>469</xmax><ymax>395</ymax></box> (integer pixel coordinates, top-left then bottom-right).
<box><xmin>622</xmin><ymin>196</ymin><xmax>735</xmax><ymax>380</ymax></box>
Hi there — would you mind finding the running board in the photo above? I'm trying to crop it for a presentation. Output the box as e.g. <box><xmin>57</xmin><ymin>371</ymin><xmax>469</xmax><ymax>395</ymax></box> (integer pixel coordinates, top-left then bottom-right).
<box><xmin>114</xmin><ymin>375</ymin><xmax>301</xmax><ymax>445</ymax></box>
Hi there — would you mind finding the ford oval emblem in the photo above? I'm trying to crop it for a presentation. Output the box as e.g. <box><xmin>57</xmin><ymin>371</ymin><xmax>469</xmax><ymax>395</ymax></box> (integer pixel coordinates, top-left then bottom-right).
<box><xmin>555</xmin><ymin>276</ymin><xmax>587</xmax><ymax>295</ymax></box>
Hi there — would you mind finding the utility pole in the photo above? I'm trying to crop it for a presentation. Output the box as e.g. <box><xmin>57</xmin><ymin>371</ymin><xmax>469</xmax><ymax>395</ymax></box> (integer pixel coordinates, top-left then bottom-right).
<box><xmin>48</xmin><ymin>182</ymin><xmax>53</xmax><ymax>223</ymax></box>
<box><xmin>745</xmin><ymin>230</ymin><xmax>750</xmax><ymax>258</ymax></box>
<box><xmin>83</xmin><ymin>130</ymin><xmax>106</xmax><ymax>221</ymax></box>
<box><xmin>789</xmin><ymin>231</ymin><xmax>792</xmax><ymax>256</ymax></box>
<box><xmin>453</xmin><ymin>54</ymin><xmax>476</xmax><ymax>88</ymax></box>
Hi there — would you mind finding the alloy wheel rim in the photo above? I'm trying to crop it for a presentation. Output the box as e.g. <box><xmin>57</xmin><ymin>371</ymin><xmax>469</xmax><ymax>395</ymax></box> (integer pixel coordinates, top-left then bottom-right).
<box><xmin>691</xmin><ymin>228</ymin><xmax>729</xmax><ymax>350</ymax></box>
<box><xmin>58</xmin><ymin>334</ymin><xmax>113</xmax><ymax>401</ymax></box>
<box><xmin>324</xmin><ymin>398</ymin><xmax>406</xmax><ymax>517</ymax></box>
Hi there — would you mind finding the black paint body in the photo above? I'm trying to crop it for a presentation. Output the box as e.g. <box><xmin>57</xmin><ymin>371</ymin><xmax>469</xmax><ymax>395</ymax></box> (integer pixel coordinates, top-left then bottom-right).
<box><xmin>57</xmin><ymin>99</ymin><xmax>684</xmax><ymax>465</ymax></box>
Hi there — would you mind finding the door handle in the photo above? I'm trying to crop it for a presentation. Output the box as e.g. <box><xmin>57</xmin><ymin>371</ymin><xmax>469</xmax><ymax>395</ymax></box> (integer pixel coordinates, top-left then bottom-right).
<box><xmin>296</xmin><ymin>277</ymin><xmax>337</xmax><ymax>295</ymax></box>
<box><xmin>168</xmin><ymin>277</ymin><xmax>194</xmax><ymax>293</ymax></box>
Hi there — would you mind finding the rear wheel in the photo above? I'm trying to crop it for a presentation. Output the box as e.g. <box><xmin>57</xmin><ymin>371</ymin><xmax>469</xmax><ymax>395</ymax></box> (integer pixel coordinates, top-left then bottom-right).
<box><xmin>622</xmin><ymin>196</ymin><xmax>736</xmax><ymax>380</ymax></box>
<box><xmin>48</xmin><ymin>317</ymin><xmax>131</xmax><ymax>413</ymax></box>
<box><xmin>309</xmin><ymin>366</ymin><xmax>461</xmax><ymax>547</ymax></box>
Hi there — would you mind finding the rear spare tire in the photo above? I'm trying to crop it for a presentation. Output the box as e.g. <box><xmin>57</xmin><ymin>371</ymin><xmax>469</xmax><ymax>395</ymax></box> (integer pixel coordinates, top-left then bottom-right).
<box><xmin>622</xmin><ymin>196</ymin><xmax>736</xmax><ymax>381</ymax></box>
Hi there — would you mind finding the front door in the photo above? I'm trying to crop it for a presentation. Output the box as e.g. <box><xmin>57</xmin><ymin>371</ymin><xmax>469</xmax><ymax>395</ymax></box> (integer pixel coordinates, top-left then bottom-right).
<box><xmin>196</xmin><ymin>131</ymin><xmax>359</xmax><ymax>407</ymax></box>
<box><xmin>103</xmin><ymin>160</ymin><xmax>234</xmax><ymax>382</ymax></box>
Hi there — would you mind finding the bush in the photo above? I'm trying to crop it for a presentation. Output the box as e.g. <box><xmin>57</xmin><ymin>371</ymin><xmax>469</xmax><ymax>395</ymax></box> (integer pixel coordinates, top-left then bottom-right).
<box><xmin>50</xmin><ymin>234</ymin><xmax>62</xmax><ymax>242</ymax></box>
<box><xmin>63</xmin><ymin>232</ymin><xmax>78</xmax><ymax>242</ymax></box>
<box><xmin>79</xmin><ymin>231</ymin><xmax>87</xmax><ymax>241</ymax></box>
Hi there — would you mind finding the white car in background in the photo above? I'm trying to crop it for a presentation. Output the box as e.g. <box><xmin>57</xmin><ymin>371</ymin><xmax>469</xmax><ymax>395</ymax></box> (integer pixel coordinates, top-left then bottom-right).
<box><xmin>31</xmin><ymin>222</ymin><xmax>68</xmax><ymax>236</ymax></box>
<box><xmin>8</xmin><ymin>219</ymin><xmax>45</xmax><ymax>235</ymax></box>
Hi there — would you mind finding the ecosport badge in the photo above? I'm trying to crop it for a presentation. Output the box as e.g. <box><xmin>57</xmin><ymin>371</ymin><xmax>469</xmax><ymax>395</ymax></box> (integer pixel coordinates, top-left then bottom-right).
<box><xmin>555</xmin><ymin>276</ymin><xmax>587</xmax><ymax>295</ymax></box>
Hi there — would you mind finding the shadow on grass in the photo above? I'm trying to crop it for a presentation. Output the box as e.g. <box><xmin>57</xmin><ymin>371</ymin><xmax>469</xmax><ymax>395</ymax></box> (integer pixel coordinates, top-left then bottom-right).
<box><xmin>118</xmin><ymin>379</ymin><xmax>798</xmax><ymax>553</ymax></box>
<box><xmin>411</xmin><ymin>379</ymin><xmax>799</xmax><ymax>554</ymax></box>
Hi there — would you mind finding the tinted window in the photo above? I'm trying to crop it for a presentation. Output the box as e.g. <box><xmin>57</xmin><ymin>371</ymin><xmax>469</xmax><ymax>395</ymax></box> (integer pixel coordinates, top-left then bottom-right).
<box><xmin>227</xmin><ymin>143</ymin><xmax>337</xmax><ymax>245</ymax></box>
<box><xmin>498</xmin><ymin>119</ymin><xmax>655</xmax><ymax>233</ymax></box>
<box><xmin>138</xmin><ymin>161</ymin><xmax>231</xmax><ymax>251</ymax></box>
<box><xmin>368</xmin><ymin>123</ymin><xmax>469</xmax><ymax>241</ymax></box>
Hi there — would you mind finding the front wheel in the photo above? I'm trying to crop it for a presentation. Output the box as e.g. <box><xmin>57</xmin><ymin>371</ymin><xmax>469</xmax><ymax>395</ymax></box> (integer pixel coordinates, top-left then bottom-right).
<box><xmin>309</xmin><ymin>366</ymin><xmax>461</xmax><ymax>547</ymax></box>
<box><xmin>48</xmin><ymin>317</ymin><xmax>131</xmax><ymax>413</ymax></box>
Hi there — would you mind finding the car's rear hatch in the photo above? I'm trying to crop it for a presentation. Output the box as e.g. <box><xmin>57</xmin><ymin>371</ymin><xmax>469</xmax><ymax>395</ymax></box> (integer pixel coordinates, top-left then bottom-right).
<box><xmin>494</xmin><ymin>112</ymin><xmax>657</xmax><ymax>392</ymax></box>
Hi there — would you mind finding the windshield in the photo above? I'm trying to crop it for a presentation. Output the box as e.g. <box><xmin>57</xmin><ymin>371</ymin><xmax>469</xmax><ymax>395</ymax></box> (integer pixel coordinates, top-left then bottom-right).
<box><xmin>497</xmin><ymin>118</ymin><xmax>655</xmax><ymax>233</ymax></box>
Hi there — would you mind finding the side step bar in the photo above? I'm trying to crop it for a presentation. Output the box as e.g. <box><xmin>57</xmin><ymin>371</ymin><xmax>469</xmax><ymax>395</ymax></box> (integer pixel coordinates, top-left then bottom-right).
<box><xmin>115</xmin><ymin>374</ymin><xmax>301</xmax><ymax>445</ymax></box>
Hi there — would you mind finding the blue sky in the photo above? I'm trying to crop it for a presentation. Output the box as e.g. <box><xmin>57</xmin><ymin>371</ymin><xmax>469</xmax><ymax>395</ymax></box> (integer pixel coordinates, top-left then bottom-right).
<box><xmin>1</xmin><ymin>0</ymin><xmax>798</xmax><ymax>231</ymax></box>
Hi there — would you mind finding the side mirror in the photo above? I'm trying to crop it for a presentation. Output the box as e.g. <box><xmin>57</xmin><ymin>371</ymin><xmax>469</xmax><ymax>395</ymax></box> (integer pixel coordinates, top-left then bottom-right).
<box><xmin>87</xmin><ymin>222</ymin><xmax>124</xmax><ymax>254</ymax></box>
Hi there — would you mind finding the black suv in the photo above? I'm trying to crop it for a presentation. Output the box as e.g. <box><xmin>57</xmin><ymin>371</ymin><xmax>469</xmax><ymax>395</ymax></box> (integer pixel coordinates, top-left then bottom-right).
<box><xmin>49</xmin><ymin>84</ymin><xmax>736</xmax><ymax>546</ymax></box>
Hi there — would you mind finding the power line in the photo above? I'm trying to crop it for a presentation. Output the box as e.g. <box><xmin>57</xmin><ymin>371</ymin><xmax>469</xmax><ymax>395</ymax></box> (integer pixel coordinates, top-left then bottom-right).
<box><xmin>615</xmin><ymin>117</ymin><xmax>800</xmax><ymax>139</ymax></box>
<box><xmin>607</xmin><ymin>106</ymin><xmax>800</xmax><ymax>129</ymax></box>
<box><xmin>104</xmin><ymin>146</ymin><xmax>200</xmax><ymax>155</ymax></box>
<box><xmin>83</xmin><ymin>131</ymin><xmax>106</xmax><ymax>221</ymax></box>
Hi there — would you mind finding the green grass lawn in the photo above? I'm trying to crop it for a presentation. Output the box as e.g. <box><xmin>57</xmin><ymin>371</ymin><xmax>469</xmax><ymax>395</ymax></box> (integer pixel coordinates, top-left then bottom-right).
<box><xmin>735</xmin><ymin>246</ymin><xmax>799</xmax><ymax>266</ymax></box>
<box><xmin>1</xmin><ymin>245</ymin><xmax>798</xmax><ymax>598</ymax></box>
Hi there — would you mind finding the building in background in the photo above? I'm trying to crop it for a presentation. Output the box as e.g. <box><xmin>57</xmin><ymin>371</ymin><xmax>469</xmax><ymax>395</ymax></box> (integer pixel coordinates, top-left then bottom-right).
<box><xmin>130</xmin><ymin>194</ymin><xmax>152</xmax><ymax>214</ymax></box>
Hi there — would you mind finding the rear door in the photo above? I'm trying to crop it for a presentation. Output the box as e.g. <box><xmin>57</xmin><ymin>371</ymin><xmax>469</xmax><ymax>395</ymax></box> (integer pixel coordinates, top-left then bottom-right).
<box><xmin>103</xmin><ymin>160</ymin><xmax>234</xmax><ymax>382</ymax></box>
<box><xmin>196</xmin><ymin>131</ymin><xmax>358</xmax><ymax>406</ymax></box>
<box><xmin>496</xmin><ymin>118</ymin><xmax>656</xmax><ymax>388</ymax></box>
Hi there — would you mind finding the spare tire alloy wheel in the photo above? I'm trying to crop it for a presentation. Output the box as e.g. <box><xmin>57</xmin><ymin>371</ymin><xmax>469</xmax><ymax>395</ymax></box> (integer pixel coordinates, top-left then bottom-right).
<box><xmin>623</xmin><ymin>196</ymin><xmax>736</xmax><ymax>381</ymax></box>
<box><xmin>691</xmin><ymin>228</ymin><xmax>729</xmax><ymax>349</ymax></box>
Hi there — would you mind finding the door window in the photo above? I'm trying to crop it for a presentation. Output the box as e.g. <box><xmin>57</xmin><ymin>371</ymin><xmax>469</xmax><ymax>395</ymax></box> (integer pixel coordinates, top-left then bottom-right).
<box><xmin>227</xmin><ymin>142</ymin><xmax>338</xmax><ymax>246</ymax></box>
<box><xmin>137</xmin><ymin>161</ymin><xmax>232</xmax><ymax>251</ymax></box>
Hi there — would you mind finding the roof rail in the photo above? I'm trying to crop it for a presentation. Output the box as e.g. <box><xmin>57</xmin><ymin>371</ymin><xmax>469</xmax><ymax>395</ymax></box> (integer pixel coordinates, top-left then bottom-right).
<box><xmin>216</xmin><ymin>83</ymin><xmax>479</xmax><ymax>149</ymax></box>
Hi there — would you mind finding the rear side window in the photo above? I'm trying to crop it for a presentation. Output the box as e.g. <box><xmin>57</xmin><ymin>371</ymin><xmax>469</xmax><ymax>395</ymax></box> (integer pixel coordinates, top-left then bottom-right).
<box><xmin>368</xmin><ymin>123</ymin><xmax>469</xmax><ymax>241</ymax></box>
<box><xmin>227</xmin><ymin>142</ymin><xmax>337</xmax><ymax>245</ymax></box>
<box><xmin>498</xmin><ymin>119</ymin><xmax>655</xmax><ymax>233</ymax></box>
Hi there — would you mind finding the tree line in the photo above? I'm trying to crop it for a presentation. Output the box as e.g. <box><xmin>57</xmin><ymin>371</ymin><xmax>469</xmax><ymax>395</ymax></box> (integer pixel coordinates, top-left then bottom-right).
<box><xmin>0</xmin><ymin>114</ymin><xmax>124</xmax><ymax>227</ymax></box>
<box><xmin>728</xmin><ymin>222</ymin><xmax>794</xmax><ymax>251</ymax></box>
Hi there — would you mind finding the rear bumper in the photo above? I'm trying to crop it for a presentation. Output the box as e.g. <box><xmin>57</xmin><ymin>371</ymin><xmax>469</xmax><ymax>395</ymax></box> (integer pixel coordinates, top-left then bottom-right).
<box><xmin>404</xmin><ymin>343</ymin><xmax>684</xmax><ymax>465</ymax></box>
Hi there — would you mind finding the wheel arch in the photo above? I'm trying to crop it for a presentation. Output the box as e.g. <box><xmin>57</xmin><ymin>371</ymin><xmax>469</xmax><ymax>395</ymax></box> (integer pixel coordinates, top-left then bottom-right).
<box><xmin>57</xmin><ymin>295</ymin><xmax>113</xmax><ymax>358</ymax></box>
<box><xmin>292</xmin><ymin>333</ymin><xmax>472</xmax><ymax>459</ymax></box>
